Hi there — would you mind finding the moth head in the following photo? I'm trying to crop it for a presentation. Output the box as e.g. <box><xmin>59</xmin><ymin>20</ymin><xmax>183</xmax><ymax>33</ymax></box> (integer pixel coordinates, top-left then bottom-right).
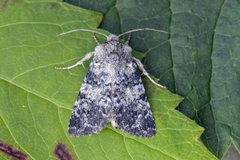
<box><xmin>106</xmin><ymin>34</ymin><xmax>119</xmax><ymax>42</ymax></box>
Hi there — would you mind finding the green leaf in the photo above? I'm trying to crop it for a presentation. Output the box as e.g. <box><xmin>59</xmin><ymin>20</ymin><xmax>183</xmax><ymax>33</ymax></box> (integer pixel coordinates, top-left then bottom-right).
<box><xmin>0</xmin><ymin>0</ymin><xmax>218</xmax><ymax>160</ymax></box>
<box><xmin>65</xmin><ymin>0</ymin><xmax>240</xmax><ymax>159</ymax></box>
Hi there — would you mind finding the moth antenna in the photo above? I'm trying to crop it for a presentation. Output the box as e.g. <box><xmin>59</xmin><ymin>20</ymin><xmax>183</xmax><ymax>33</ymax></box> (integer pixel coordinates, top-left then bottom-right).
<box><xmin>125</xmin><ymin>33</ymin><xmax>131</xmax><ymax>45</ymax></box>
<box><xmin>118</xmin><ymin>28</ymin><xmax>171</xmax><ymax>38</ymax></box>
<box><xmin>93</xmin><ymin>32</ymin><xmax>100</xmax><ymax>45</ymax></box>
<box><xmin>55</xmin><ymin>29</ymin><xmax>108</xmax><ymax>38</ymax></box>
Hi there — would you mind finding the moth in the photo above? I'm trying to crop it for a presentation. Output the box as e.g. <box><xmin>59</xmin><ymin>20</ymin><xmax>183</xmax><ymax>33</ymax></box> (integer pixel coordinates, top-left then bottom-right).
<box><xmin>55</xmin><ymin>28</ymin><xmax>169</xmax><ymax>138</ymax></box>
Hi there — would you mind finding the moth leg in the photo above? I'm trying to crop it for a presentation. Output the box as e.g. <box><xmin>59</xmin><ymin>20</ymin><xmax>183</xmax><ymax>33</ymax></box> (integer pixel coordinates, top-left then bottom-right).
<box><xmin>55</xmin><ymin>51</ymin><xmax>95</xmax><ymax>70</ymax></box>
<box><xmin>132</xmin><ymin>57</ymin><xmax>166</xmax><ymax>88</ymax></box>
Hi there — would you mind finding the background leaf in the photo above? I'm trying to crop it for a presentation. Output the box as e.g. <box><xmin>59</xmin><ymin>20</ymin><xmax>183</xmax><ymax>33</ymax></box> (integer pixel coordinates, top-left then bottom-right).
<box><xmin>64</xmin><ymin>0</ymin><xmax>240</xmax><ymax>159</ymax></box>
<box><xmin>0</xmin><ymin>0</ymin><xmax>220</xmax><ymax>160</ymax></box>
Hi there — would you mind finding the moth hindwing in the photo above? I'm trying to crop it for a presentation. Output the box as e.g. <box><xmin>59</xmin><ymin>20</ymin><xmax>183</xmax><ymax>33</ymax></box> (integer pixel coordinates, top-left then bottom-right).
<box><xmin>55</xmin><ymin>29</ymin><xmax>168</xmax><ymax>138</ymax></box>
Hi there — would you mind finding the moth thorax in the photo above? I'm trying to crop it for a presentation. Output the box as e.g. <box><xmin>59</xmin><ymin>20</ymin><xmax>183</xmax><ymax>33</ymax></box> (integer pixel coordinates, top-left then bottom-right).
<box><xmin>106</xmin><ymin>52</ymin><xmax>120</xmax><ymax>66</ymax></box>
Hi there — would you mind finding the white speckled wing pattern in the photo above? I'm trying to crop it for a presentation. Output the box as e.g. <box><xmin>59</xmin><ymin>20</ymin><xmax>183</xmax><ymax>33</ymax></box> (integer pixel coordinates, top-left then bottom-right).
<box><xmin>113</xmin><ymin>59</ymin><xmax>156</xmax><ymax>138</ymax></box>
<box><xmin>68</xmin><ymin>35</ymin><xmax>156</xmax><ymax>138</ymax></box>
<box><xmin>68</xmin><ymin>57</ymin><xmax>112</xmax><ymax>136</ymax></box>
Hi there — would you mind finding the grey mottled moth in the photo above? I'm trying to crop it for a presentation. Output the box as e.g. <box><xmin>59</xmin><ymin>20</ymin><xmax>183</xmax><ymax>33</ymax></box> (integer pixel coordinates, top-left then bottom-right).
<box><xmin>55</xmin><ymin>28</ymin><xmax>169</xmax><ymax>138</ymax></box>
